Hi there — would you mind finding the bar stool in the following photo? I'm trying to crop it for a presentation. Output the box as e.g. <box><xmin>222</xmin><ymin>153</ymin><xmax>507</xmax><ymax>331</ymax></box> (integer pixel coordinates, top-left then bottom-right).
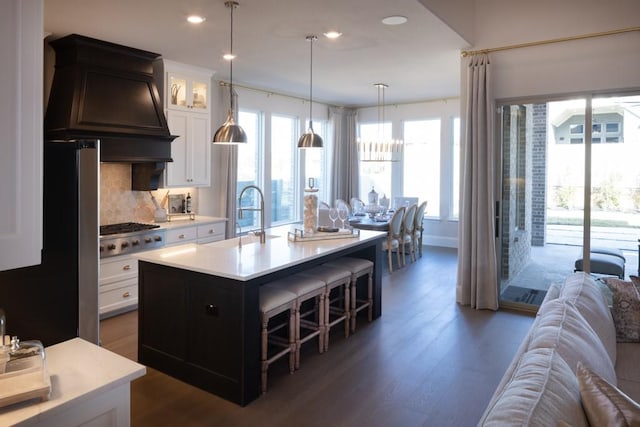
<box><xmin>266</xmin><ymin>275</ymin><xmax>326</xmax><ymax>369</ymax></box>
<box><xmin>324</xmin><ymin>257</ymin><xmax>374</xmax><ymax>333</ymax></box>
<box><xmin>259</xmin><ymin>285</ymin><xmax>297</xmax><ymax>393</ymax></box>
<box><xmin>298</xmin><ymin>265</ymin><xmax>352</xmax><ymax>352</ymax></box>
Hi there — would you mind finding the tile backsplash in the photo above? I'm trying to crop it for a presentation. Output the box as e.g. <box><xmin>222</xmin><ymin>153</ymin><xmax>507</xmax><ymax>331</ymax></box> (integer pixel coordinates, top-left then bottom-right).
<box><xmin>100</xmin><ymin>163</ymin><xmax>197</xmax><ymax>225</ymax></box>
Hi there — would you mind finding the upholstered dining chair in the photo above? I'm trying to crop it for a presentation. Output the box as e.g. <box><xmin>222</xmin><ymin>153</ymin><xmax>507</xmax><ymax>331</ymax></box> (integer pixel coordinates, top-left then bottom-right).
<box><xmin>350</xmin><ymin>197</ymin><xmax>364</xmax><ymax>215</ymax></box>
<box><xmin>382</xmin><ymin>206</ymin><xmax>405</xmax><ymax>273</ymax></box>
<box><xmin>401</xmin><ymin>204</ymin><xmax>417</xmax><ymax>265</ymax></box>
<box><xmin>413</xmin><ymin>201</ymin><xmax>428</xmax><ymax>258</ymax></box>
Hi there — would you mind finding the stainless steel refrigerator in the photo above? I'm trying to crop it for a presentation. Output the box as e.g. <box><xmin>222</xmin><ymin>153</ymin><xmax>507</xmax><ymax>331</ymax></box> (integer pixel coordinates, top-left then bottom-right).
<box><xmin>0</xmin><ymin>139</ymin><xmax>99</xmax><ymax>346</ymax></box>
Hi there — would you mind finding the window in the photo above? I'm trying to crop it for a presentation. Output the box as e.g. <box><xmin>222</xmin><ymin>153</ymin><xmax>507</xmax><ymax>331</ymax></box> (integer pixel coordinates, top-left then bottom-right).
<box><xmin>403</xmin><ymin>119</ymin><xmax>440</xmax><ymax>217</ymax></box>
<box><xmin>452</xmin><ymin>117</ymin><xmax>460</xmax><ymax>219</ymax></box>
<box><xmin>555</xmin><ymin>115</ymin><xmax>622</xmax><ymax>144</ymax></box>
<box><xmin>358</xmin><ymin>122</ymin><xmax>392</xmax><ymax>201</ymax></box>
<box><xmin>237</xmin><ymin>110</ymin><xmax>261</xmax><ymax>230</ymax></box>
<box><xmin>271</xmin><ymin>115</ymin><xmax>297</xmax><ymax>224</ymax></box>
<box><xmin>303</xmin><ymin>120</ymin><xmax>328</xmax><ymax>203</ymax></box>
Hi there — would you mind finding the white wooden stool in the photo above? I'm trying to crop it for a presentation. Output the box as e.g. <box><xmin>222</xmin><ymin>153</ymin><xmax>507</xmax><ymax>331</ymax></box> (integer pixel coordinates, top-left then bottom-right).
<box><xmin>266</xmin><ymin>275</ymin><xmax>326</xmax><ymax>369</ymax></box>
<box><xmin>298</xmin><ymin>265</ymin><xmax>352</xmax><ymax>352</ymax></box>
<box><xmin>259</xmin><ymin>285</ymin><xmax>297</xmax><ymax>393</ymax></box>
<box><xmin>324</xmin><ymin>257</ymin><xmax>374</xmax><ymax>333</ymax></box>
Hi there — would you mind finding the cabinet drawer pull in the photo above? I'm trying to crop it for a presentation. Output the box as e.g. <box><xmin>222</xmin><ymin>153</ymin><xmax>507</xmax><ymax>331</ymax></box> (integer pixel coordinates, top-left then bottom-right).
<box><xmin>179</xmin><ymin>234</ymin><xmax>185</xmax><ymax>239</ymax></box>
<box><xmin>208</xmin><ymin>229</ymin><xmax>214</xmax><ymax>234</ymax></box>
<box><xmin>122</xmin><ymin>291</ymin><xmax>131</xmax><ymax>298</ymax></box>
<box><xmin>123</xmin><ymin>264</ymin><xmax>131</xmax><ymax>271</ymax></box>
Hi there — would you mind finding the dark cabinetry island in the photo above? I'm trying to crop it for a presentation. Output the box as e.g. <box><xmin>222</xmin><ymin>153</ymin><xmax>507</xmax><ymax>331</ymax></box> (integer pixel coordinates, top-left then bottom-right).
<box><xmin>135</xmin><ymin>228</ymin><xmax>385</xmax><ymax>405</ymax></box>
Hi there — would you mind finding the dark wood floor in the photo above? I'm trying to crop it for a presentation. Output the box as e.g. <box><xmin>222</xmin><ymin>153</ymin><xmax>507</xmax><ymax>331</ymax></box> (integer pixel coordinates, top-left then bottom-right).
<box><xmin>100</xmin><ymin>246</ymin><xmax>535</xmax><ymax>427</ymax></box>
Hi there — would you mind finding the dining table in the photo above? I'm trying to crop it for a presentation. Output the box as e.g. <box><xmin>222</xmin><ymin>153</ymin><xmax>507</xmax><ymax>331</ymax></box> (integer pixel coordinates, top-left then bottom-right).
<box><xmin>349</xmin><ymin>213</ymin><xmax>391</xmax><ymax>231</ymax></box>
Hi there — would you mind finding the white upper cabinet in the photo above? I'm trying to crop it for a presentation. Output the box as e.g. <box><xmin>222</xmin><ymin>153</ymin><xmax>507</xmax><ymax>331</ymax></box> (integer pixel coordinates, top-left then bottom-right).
<box><xmin>154</xmin><ymin>60</ymin><xmax>214</xmax><ymax>187</ymax></box>
<box><xmin>0</xmin><ymin>0</ymin><xmax>43</xmax><ymax>271</ymax></box>
<box><xmin>167</xmin><ymin>73</ymin><xmax>210</xmax><ymax>113</ymax></box>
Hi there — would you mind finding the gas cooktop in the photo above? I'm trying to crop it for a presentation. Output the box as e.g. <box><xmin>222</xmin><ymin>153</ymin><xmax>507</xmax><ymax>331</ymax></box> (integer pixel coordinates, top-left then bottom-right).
<box><xmin>99</xmin><ymin>222</ymin><xmax>164</xmax><ymax>258</ymax></box>
<box><xmin>99</xmin><ymin>222</ymin><xmax>160</xmax><ymax>236</ymax></box>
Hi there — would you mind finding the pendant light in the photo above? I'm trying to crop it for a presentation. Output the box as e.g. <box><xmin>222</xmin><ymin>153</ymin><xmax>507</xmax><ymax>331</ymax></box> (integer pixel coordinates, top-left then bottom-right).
<box><xmin>213</xmin><ymin>1</ymin><xmax>247</xmax><ymax>144</ymax></box>
<box><xmin>297</xmin><ymin>35</ymin><xmax>323</xmax><ymax>148</ymax></box>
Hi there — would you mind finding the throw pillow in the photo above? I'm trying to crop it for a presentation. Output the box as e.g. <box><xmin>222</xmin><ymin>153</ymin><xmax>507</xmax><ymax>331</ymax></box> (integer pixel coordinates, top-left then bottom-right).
<box><xmin>604</xmin><ymin>277</ymin><xmax>640</xmax><ymax>342</ymax></box>
<box><xmin>577</xmin><ymin>361</ymin><xmax>640</xmax><ymax>426</ymax></box>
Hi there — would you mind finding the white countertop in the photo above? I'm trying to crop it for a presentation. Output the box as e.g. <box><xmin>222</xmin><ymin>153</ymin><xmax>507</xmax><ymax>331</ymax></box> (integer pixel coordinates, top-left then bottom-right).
<box><xmin>156</xmin><ymin>215</ymin><xmax>226</xmax><ymax>230</ymax></box>
<box><xmin>134</xmin><ymin>226</ymin><xmax>386</xmax><ymax>281</ymax></box>
<box><xmin>0</xmin><ymin>338</ymin><xmax>146</xmax><ymax>426</ymax></box>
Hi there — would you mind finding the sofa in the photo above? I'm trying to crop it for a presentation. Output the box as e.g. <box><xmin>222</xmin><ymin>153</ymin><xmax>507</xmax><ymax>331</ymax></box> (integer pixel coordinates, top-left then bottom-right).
<box><xmin>478</xmin><ymin>272</ymin><xmax>640</xmax><ymax>426</ymax></box>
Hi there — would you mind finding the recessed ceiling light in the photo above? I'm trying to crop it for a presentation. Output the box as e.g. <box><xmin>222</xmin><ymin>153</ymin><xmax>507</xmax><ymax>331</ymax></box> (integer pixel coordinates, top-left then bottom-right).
<box><xmin>223</xmin><ymin>53</ymin><xmax>236</xmax><ymax>61</ymax></box>
<box><xmin>324</xmin><ymin>31</ymin><xmax>342</xmax><ymax>39</ymax></box>
<box><xmin>187</xmin><ymin>15</ymin><xmax>205</xmax><ymax>24</ymax></box>
<box><xmin>382</xmin><ymin>15</ymin><xmax>408</xmax><ymax>25</ymax></box>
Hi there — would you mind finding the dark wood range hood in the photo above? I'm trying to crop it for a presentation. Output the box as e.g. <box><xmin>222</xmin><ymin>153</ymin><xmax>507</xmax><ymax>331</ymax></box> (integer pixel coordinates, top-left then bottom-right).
<box><xmin>45</xmin><ymin>34</ymin><xmax>176</xmax><ymax>163</ymax></box>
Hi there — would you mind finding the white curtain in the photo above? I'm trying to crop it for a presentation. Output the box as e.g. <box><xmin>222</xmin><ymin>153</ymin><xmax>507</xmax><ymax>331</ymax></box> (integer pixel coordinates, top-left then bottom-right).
<box><xmin>456</xmin><ymin>54</ymin><xmax>498</xmax><ymax>310</ymax></box>
<box><xmin>211</xmin><ymin>86</ymin><xmax>239</xmax><ymax>238</ymax></box>
<box><xmin>330</xmin><ymin>106</ymin><xmax>358</xmax><ymax>202</ymax></box>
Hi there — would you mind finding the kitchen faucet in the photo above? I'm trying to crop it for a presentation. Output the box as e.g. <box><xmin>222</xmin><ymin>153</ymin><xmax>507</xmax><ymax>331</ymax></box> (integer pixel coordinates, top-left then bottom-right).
<box><xmin>238</xmin><ymin>185</ymin><xmax>266</xmax><ymax>244</ymax></box>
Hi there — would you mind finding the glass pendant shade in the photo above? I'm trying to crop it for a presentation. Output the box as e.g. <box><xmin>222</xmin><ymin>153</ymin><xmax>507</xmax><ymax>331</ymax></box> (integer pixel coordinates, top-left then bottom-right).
<box><xmin>298</xmin><ymin>35</ymin><xmax>323</xmax><ymax>148</ymax></box>
<box><xmin>213</xmin><ymin>1</ymin><xmax>246</xmax><ymax>144</ymax></box>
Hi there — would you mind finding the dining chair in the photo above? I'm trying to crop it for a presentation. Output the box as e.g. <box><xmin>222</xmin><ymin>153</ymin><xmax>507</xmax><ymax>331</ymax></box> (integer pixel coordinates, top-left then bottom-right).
<box><xmin>382</xmin><ymin>206</ymin><xmax>405</xmax><ymax>273</ymax></box>
<box><xmin>350</xmin><ymin>197</ymin><xmax>365</xmax><ymax>214</ymax></box>
<box><xmin>401</xmin><ymin>204</ymin><xmax>417</xmax><ymax>265</ymax></box>
<box><xmin>413</xmin><ymin>201</ymin><xmax>428</xmax><ymax>258</ymax></box>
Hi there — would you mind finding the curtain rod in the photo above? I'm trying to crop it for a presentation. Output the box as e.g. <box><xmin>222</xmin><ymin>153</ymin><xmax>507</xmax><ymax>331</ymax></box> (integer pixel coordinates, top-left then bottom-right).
<box><xmin>460</xmin><ymin>26</ymin><xmax>640</xmax><ymax>57</ymax></box>
<box><xmin>218</xmin><ymin>80</ymin><xmax>335</xmax><ymax>106</ymax></box>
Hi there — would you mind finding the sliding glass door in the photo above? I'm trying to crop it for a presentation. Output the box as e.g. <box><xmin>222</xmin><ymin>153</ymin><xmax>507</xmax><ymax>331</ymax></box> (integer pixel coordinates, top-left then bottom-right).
<box><xmin>497</xmin><ymin>92</ymin><xmax>640</xmax><ymax>310</ymax></box>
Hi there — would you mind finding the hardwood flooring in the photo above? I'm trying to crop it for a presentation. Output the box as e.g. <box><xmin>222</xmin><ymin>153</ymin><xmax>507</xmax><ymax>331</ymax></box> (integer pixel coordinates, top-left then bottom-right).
<box><xmin>100</xmin><ymin>246</ymin><xmax>535</xmax><ymax>427</ymax></box>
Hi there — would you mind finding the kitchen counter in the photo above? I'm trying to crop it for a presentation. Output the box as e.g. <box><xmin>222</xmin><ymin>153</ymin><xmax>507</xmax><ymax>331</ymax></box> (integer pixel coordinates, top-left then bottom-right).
<box><xmin>136</xmin><ymin>225</ymin><xmax>385</xmax><ymax>406</ymax></box>
<box><xmin>135</xmin><ymin>226</ymin><xmax>385</xmax><ymax>280</ymax></box>
<box><xmin>155</xmin><ymin>215</ymin><xmax>226</xmax><ymax>230</ymax></box>
<box><xmin>0</xmin><ymin>338</ymin><xmax>145</xmax><ymax>426</ymax></box>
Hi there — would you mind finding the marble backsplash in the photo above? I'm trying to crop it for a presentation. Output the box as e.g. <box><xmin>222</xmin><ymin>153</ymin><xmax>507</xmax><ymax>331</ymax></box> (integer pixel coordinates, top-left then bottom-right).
<box><xmin>100</xmin><ymin>163</ymin><xmax>197</xmax><ymax>225</ymax></box>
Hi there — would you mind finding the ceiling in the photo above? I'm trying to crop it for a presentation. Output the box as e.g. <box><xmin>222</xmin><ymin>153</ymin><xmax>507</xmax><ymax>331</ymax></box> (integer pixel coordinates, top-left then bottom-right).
<box><xmin>44</xmin><ymin>0</ymin><xmax>469</xmax><ymax>107</ymax></box>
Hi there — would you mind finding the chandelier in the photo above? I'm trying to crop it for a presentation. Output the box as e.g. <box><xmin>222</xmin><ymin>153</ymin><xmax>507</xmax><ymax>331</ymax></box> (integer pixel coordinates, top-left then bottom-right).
<box><xmin>357</xmin><ymin>83</ymin><xmax>403</xmax><ymax>162</ymax></box>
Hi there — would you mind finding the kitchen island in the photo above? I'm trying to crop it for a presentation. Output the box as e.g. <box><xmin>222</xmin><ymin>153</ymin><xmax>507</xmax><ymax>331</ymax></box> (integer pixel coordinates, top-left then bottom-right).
<box><xmin>135</xmin><ymin>227</ymin><xmax>385</xmax><ymax>406</ymax></box>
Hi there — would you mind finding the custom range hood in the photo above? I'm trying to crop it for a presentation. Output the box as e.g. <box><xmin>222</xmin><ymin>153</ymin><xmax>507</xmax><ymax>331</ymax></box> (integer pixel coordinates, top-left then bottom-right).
<box><xmin>45</xmin><ymin>34</ymin><xmax>175</xmax><ymax>163</ymax></box>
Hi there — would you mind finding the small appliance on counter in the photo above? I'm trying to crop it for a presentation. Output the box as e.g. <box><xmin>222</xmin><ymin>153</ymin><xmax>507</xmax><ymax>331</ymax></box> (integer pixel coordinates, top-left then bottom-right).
<box><xmin>0</xmin><ymin>309</ymin><xmax>51</xmax><ymax>408</ymax></box>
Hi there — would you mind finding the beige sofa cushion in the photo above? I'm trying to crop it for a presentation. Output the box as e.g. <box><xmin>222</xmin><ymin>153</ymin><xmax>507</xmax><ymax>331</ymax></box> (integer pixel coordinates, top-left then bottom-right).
<box><xmin>577</xmin><ymin>361</ymin><xmax>640</xmax><ymax>426</ymax></box>
<box><xmin>481</xmin><ymin>348</ymin><xmax>588</xmax><ymax>427</ymax></box>
<box><xmin>559</xmin><ymin>272</ymin><xmax>616</xmax><ymax>363</ymax></box>
<box><xmin>528</xmin><ymin>299</ymin><xmax>617</xmax><ymax>386</ymax></box>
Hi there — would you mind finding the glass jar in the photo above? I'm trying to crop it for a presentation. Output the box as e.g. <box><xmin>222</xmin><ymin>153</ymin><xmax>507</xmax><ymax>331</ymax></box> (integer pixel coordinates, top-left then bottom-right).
<box><xmin>303</xmin><ymin>179</ymin><xmax>319</xmax><ymax>234</ymax></box>
<box><xmin>368</xmin><ymin>186</ymin><xmax>378</xmax><ymax>205</ymax></box>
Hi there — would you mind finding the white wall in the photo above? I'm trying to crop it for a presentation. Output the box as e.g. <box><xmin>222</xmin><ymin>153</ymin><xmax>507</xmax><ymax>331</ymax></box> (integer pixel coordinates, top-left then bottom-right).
<box><xmin>466</xmin><ymin>0</ymin><xmax>640</xmax><ymax>101</ymax></box>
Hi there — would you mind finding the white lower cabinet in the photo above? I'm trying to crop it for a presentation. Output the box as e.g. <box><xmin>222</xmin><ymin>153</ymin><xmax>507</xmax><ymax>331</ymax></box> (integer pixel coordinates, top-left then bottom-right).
<box><xmin>99</xmin><ymin>220</ymin><xmax>226</xmax><ymax>317</ymax></box>
<box><xmin>99</xmin><ymin>255</ymin><xmax>138</xmax><ymax>318</ymax></box>
<box><xmin>196</xmin><ymin>222</ymin><xmax>225</xmax><ymax>244</ymax></box>
<box><xmin>166</xmin><ymin>225</ymin><xmax>198</xmax><ymax>245</ymax></box>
